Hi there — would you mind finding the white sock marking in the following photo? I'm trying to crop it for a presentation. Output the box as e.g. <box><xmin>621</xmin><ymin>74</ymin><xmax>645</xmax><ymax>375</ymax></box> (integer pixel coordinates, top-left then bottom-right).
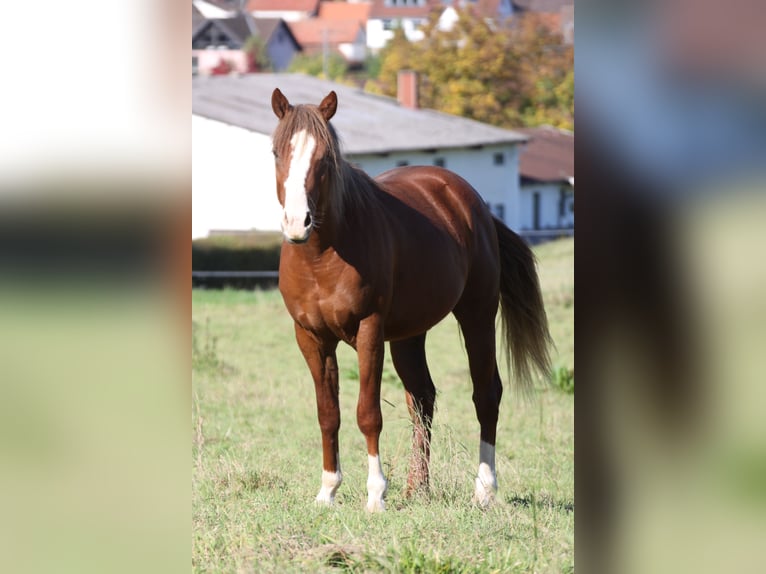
<box><xmin>316</xmin><ymin>459</ymin><xmax>342</xmax><ymax>505</ymax></box>
<box><xmin>475</xmin><ymin>440</ymin><xmax>497</xmax><ymax>507</ymax></box>
<box><xmin>366</xmin><ymin>454</ymin><xmax>388</xmax><ymax>512</ymax></box>
<box><xmin>282</xmin><ymin>129</ymin><xmax>316</xmax><ymax>240</ymax></box>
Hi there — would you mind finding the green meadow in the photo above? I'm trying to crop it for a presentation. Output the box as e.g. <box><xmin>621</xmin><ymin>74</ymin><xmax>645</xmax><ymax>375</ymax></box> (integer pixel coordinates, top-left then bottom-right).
<box><xmin>193</xmin><ymin>238</ymin><xmax>573</xmax><ymax>573</ymax></box>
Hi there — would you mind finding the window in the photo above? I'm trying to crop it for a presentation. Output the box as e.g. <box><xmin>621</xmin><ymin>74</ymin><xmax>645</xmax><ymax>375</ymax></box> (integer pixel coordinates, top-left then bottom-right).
<box><xmin>559</xmin><ymin>188</ymin><xmax>567</xmax><ymax>217</ymax></box>
<box><xmin>532</xmin><ymin>192</ymin><xmax>541</xmax><ymax>230</ymax></box>
<box><xmin>493</xmin><ymin>152</ymin><xmax>505</xmax><ymax>166</ymax></box>
<box><xmin>433</xmin><ymin>157</ymin><xmax>445</xmax><ymax>168</ymax></box>
<box><xmin>386</xmin><ymin>0</ymin><xmax>425</xmax><ymax>7</ymax></box>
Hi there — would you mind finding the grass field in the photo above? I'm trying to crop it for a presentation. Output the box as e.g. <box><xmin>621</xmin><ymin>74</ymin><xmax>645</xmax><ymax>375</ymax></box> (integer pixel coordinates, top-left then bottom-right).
<box><xmin>192</xmin><ymin>237</ymin><xmax>573</xmax><ymax>573</ymax></box>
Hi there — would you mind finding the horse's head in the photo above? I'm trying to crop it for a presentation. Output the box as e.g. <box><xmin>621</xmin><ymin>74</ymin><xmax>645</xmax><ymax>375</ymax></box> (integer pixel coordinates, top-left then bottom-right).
<box><xmin>271</xmin><ymin>88</ymin><xmax>338</xmax><ymax>244</ymax></box>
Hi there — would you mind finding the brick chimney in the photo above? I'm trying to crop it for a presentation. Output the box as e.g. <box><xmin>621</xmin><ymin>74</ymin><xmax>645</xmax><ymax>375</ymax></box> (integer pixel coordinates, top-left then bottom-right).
<box><xmin>397</xmin><ymin>70</ymin><xmax>419</xmax><ymax>109</ymax></box>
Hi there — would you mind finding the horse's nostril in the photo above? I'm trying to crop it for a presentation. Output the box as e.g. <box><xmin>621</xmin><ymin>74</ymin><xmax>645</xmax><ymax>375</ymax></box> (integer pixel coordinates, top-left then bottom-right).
<box><xmin>304</xmin><ymin>212</ymin><xmax>312</xmax><ymax>227</ymax></box>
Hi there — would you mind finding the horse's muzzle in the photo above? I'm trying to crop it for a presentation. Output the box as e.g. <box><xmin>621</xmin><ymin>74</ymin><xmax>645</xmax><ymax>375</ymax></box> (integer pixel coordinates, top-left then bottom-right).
<box><xmin>282</xmin><ymin>210</ymin><xmax>313</xmax><ymax>243</ymax></box>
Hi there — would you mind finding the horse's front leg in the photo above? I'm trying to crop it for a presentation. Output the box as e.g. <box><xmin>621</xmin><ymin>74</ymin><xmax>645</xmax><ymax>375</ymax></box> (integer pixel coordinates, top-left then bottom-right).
<box><xmin>355</xmin><ymin>314</ymin><xmax>388</xmax><ymax>512</ymax></box>
<box><xmin>294</xmin><ymin>324</ymin><xmax>342</xmax><ymax>505</ymax></box>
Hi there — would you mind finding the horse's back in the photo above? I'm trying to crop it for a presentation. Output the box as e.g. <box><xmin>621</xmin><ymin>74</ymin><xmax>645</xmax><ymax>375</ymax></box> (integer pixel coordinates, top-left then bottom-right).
<box><xmin>375</xmin><ymin>166</ymin><xmax>488</xmax><ymax>234</ymax></box>
<box><xmin>373</xmin><ymin>166</ymin><xmax>499</xmax><ymax>339</ymax></box>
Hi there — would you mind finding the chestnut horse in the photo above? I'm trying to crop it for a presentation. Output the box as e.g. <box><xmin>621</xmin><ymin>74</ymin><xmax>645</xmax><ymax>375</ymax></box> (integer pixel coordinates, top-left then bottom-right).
<box><xmin>270</xmin><ymin>88</ymin><xmax>551</xmax><ymax>511</ymax></box>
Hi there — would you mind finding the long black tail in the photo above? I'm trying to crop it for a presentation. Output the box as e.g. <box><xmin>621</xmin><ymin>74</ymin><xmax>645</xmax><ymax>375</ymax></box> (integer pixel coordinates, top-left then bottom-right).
<box><xmin>493</xmin><ymin>218</ymin><xmax>553</xmax><ymax>397</ymax></box>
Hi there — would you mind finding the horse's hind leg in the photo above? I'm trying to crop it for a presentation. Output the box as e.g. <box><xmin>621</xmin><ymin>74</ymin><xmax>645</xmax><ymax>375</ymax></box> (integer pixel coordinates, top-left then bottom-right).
<box><xmin>453</xmin><ymin>304</ymin><xmax>503</xmax><ymax>507</ymax></box>
<box><xmin>390</xmin><ymin>333</ymin><xmax>436</xmax><ymax>496</ymax></box>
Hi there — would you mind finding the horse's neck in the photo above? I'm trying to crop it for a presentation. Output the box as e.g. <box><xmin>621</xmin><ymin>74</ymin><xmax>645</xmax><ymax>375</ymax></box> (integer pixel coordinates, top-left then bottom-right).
<box><xmin>316</xmin><ymin>163</ymin><xmax>366</xmax><ymax>228</ymax></box>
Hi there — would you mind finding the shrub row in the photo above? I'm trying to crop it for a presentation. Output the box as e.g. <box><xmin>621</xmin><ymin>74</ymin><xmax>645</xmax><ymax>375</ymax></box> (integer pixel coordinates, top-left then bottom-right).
<box><xmin>192</xmin><ymin>232</ymin><xmax>282</xmax><ymax>271</ymax></box>
<box><xmin>192</xmin><ymin>232</ymin><xmax>282</xmax><ymax>289</ymax></box>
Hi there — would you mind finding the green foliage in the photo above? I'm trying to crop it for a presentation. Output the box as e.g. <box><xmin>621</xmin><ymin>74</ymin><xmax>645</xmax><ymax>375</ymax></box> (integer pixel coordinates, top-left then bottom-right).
<box><xmin>288</xmin><ymin>52</ymin><xmax>348</xmax><ymax>81</ymax></box>
<box><xmin>243</xmin><ymin>35</ymin><xmax>272</xmax><ymax>72</ymax></box>
<box><xmin>192</xmin><ymin>232</ymin><xmax>282</xmax><ymax>271</ymax></box>
<box><xmin>372</xmin><ymin>11</ymin><xmax>573</xmax><ymax>130</ymax></box>
<box><xmin>364</xmin><ymin>53</ymin><xmax>382</xmax><ymax>80</ymax></box>
<box><xmin>553</xmin><ymin>366</ymin><xmax>574</xmax><ymax>394</ymax></box>
<box><xmin>362</xmin><ymin>543</ymin><xmax>478</xmax><ymax>573</ymax></box>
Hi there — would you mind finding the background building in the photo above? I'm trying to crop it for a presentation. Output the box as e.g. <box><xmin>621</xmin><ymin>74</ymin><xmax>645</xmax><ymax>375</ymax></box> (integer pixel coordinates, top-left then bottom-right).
<box><xmin>192</xmin><ymin>73</ymin><xmax>528</xmax><ymax>238</ymax></box>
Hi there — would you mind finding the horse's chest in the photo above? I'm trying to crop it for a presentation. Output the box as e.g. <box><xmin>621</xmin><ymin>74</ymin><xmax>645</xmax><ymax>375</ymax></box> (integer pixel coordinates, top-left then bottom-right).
<box><xmin>286</xmin><ymin>283</ymin><xmax>372</xmax><ymax>344</ymax></box>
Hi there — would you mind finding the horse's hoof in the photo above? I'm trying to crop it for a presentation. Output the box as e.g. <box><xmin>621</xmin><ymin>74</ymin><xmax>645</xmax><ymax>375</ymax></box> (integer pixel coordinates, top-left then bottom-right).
<box><xmin>366</xmin><ymin>498</ymin><xmax>386</xmax><ymax>512</ymax></box>
<box><xmin>474</xmin><ymin>477</ymin><xmax>497</xmax><ymax>508</ymax></box>
<box><xmin>315</xmin><ymin>494</ymin><xmax>335</xmax><ymax>507</ymax></box>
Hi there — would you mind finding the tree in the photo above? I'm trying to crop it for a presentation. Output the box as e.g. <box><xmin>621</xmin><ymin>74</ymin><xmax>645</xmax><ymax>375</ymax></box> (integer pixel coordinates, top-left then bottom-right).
<box><xmin>370</xmin><ymin>10</ymin><xmax>573</xmax><ymax>130</ymax></box>
<box><xmin>242</xmin><ymin>35</ymin><xmax>272</xmax><ymax>72</ymax></box>
<box><xmin>287</xmin><ymin>52</ymin><xmax>348</xmax><ymax>81</ymax></box>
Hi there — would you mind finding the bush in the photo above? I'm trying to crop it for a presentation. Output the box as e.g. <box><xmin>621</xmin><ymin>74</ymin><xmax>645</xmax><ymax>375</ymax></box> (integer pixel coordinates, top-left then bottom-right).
<box><xmin>192</xmin><ymin>231</ymin><xmax>282</xmax><ymax>289</ymax></box>
<box><xmin>553</xmin><ymin>366</ymin><xmax>574</xmax><ymax>394</ymax></box>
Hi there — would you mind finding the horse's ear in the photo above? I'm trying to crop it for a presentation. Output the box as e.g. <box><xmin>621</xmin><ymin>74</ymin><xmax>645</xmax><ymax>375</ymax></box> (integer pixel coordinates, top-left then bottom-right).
<box><xmin>272</xmin><ymin>88</ymin><xmax>291</xmax><ymax>119</ymax></box>
<box><xmin>318</xmin><ymin>91</ymin><xmax>337</xmax><ymax>121</ymax></box>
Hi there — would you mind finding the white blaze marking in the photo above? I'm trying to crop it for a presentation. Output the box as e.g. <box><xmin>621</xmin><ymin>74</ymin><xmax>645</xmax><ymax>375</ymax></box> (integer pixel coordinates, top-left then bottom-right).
<box><xmin>316</xmin><ymin>461</ymin><xmax>342</xmax><ymax>506</ymax></box>
<box><xmin>366</xmin><ymin>454</ymin><xmax>388</xmax><ymax>512</ymax></box>
<box><xmin>282</xmin><ymin>129</ymin><xmax>316</xmax><ymax>238</ymax></box>
<box><xmin>474</xmin><ymin>440</ymin><xmax>497</xmax><ymax>507</ymax></box>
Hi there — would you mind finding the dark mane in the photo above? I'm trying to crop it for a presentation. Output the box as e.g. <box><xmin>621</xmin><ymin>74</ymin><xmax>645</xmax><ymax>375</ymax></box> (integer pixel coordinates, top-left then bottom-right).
<box><xmin>272</xmin><ymin>104</ymin><xmax>379</xmax><ymax>225</ymax></box>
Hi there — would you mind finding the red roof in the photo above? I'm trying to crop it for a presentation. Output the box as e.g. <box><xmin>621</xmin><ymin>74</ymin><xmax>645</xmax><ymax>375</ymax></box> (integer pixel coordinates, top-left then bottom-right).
<box><xmin>516</xmin><ymin>126</ymin><xmax>574</xmax><ymax>183</ymax></box>
<box><xmin>288</xmin><ymin>18</ymin><xmax>364</xmax><ymax>46</ymax></box>
<box><xmin>318</xmin><ymin>1</ymin><xmax>372</xmax><ymax>23</ymax></box>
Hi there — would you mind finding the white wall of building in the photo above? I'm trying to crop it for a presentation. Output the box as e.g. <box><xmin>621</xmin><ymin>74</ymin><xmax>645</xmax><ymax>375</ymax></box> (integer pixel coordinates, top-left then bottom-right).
<box><xmin>192</xmin><ymin>115</ymin><xmax>282</xmax><ymax>238</ymax></box>
<box><xmin>366</xmin><ymin>18</ymin><xmax>426</xmax><ymax>52</ymax></box>
<box><xmin>338</xmin><ymin>29</ymin><xmax>368</xmax><ymax>63</ymax></box>
<box><xmin>193</xmin><ymin>115</ymin><xmax>525</xmax><ymax>237</ymax></box>
<box><xmin>250</xmin><ymin>10</ymin><xmax>313</xmax><ymax>22</ymax></box>
<box><xmin>519</xmin><ymin>183</ymin><xmax>574</xmax><ymax>231</ymax></box>
<box><xmin>193</xmin><ymin>49</ymin><xmax>251</xmax><ymax>75</ymax></box>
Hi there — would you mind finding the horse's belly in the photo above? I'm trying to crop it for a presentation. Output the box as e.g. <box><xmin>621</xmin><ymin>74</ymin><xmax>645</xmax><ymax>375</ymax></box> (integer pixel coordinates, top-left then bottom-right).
<box><xmin>383</xmin><ymin>254</ymin><xmax>467</xmax><ymax>340</ymax></box>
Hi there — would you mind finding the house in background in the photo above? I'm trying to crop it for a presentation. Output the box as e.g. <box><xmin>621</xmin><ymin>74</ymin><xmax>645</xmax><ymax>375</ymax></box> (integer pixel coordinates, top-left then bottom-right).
<box><xmin>515</xmin><ymin>126</ymin><xmax>574</xmax><ymax>235</ymax></box>
<box><xmin>366</xmin><ymin>0</ymin><xmax>440</xmax><ymax>52</ymax></box>
<box><xmin>193</xmin><ymin>0</ymin><xmax>237</xmax><ymax>19</ymax></box>
<box><xmin>438</xmin><ymin>0</ymin><xmax>515</xmax><ymax>31</ymax></box>
<box><xmin>193</xmin><ymin>13</ymin><xmax>259</xmax><ymax>74</ymax></box>
<box><xmin>251</xmin><ymin>18</ymin><xmax>303</xmax><ymax>71</ymax></box>
<box><xmin>288</xmin><ymin>15</ymin><xmax>368</xmax><ymax>66</ymax></box>
<box><xmin>191</xmin><ymin>73</ymin><xmax>528</xmax><ymax>238</ymax></box>
<box><xmin>511</xmin><ymin>0</ymin><xmax>574</xmax><ymax>44</ymax></box>
<box><xmin>193</xmin><ymin>12</ymin><xmax>301</xmax><ymax>74</ymax></box>
<box><xmin>246</xmin><ymin>0</ymin><xmax>321</xmax><ymax>22</ymax></box>
<box><xmin>318</xmin><ymin>0</ymin><xmax>372</xmax><ymax>25</ymax></box>
<box><xmin>315</xmin><ymin>0</ymin><xmax>373</xmax><ymax>62</ymax></box>
<box><xmin>193</xmin><ymin>5</ymin><xmax>207</xmax><ymax>35</ymax></box>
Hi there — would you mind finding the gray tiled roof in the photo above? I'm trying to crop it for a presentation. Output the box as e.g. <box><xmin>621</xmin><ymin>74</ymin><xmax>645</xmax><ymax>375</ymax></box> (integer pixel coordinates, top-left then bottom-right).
<box><xmin>192</xmin><ymin>74</ymin><xmax>528</xmax><ymax>155</ymax></box>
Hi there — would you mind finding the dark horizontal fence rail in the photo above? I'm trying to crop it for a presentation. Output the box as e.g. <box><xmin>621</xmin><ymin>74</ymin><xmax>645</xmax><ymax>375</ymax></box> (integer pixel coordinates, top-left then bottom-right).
<box><xmin>192</xmin><ymin>271</ymin><xmax>279</xmax><ymax>279</ymax></box>
<box><xmin>192</xmin><ymin>270</ymin><xmax>279</xmax><ymax>290</ymax></box>
<box><xmin>191</xmin><ymin>230</ymin><xmax>572</xmax><ymax>288</ymax></box>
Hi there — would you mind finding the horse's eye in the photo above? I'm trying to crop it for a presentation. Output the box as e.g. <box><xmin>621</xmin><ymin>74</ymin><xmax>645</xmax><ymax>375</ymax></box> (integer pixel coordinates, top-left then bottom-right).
<box><xmin>272</xmin><ymin>149</ymin><xmax>278</xmax><ymax>158</ymax></box>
